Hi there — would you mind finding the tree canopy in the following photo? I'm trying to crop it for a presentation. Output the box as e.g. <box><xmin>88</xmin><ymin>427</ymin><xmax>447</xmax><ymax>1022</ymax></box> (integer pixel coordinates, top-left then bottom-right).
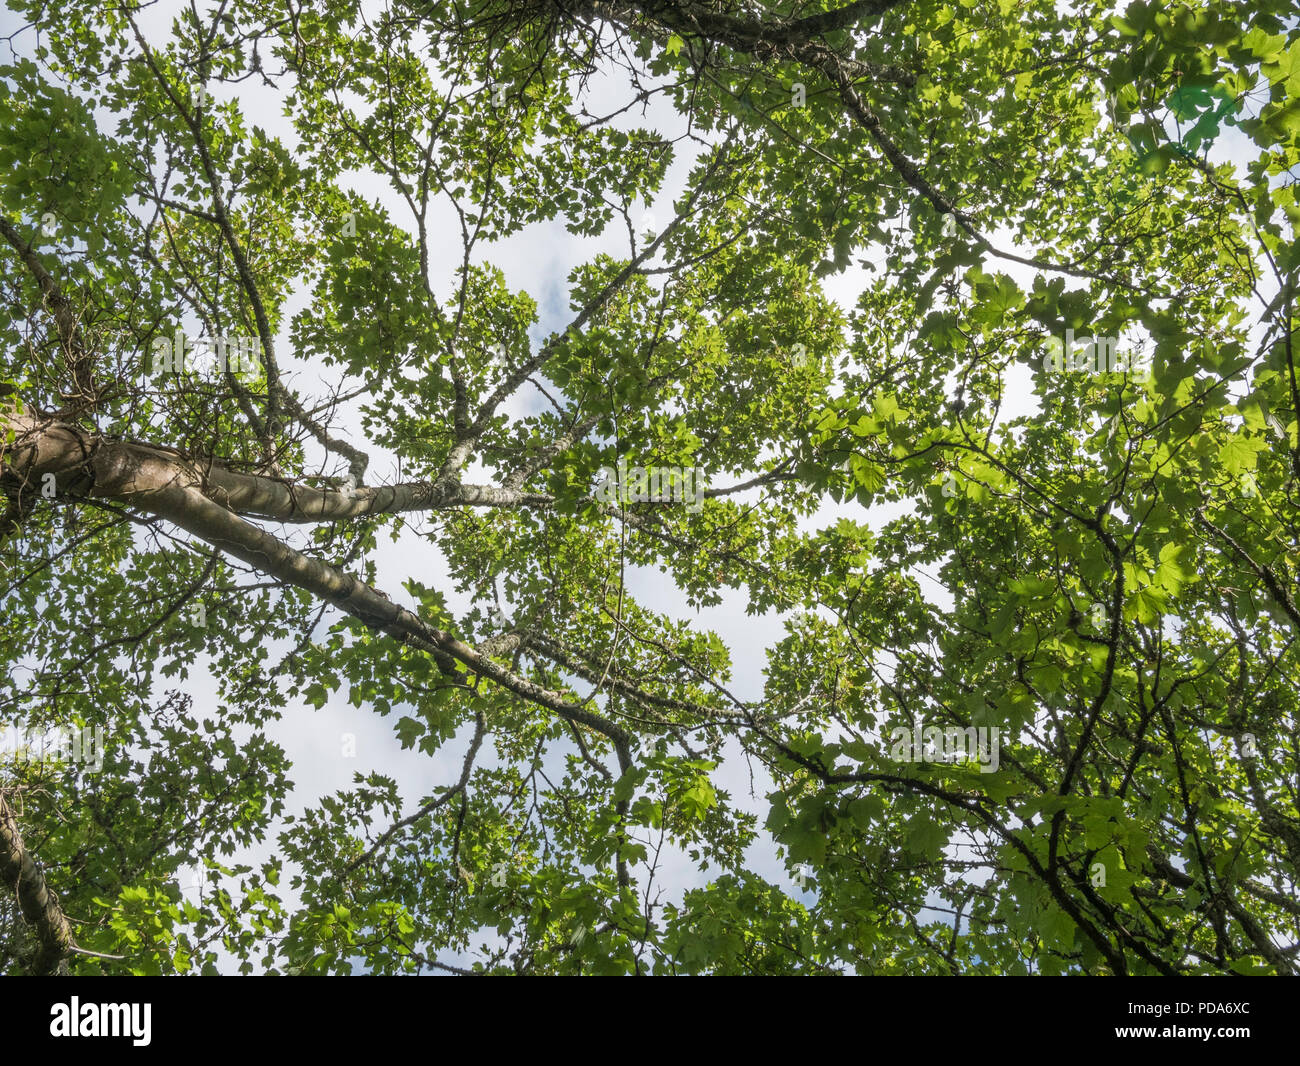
<box><xmin>1</xmin><ymin>0</ymin><xmax>1298</xmax><ymax>975</ymax></box>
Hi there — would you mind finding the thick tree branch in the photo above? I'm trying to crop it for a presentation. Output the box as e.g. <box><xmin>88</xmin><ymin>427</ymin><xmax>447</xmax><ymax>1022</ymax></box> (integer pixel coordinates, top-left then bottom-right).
<box><xmin>0</xmin><ymin>790</ymin><xmax>74</xmax><ymax>975</ymax></box>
